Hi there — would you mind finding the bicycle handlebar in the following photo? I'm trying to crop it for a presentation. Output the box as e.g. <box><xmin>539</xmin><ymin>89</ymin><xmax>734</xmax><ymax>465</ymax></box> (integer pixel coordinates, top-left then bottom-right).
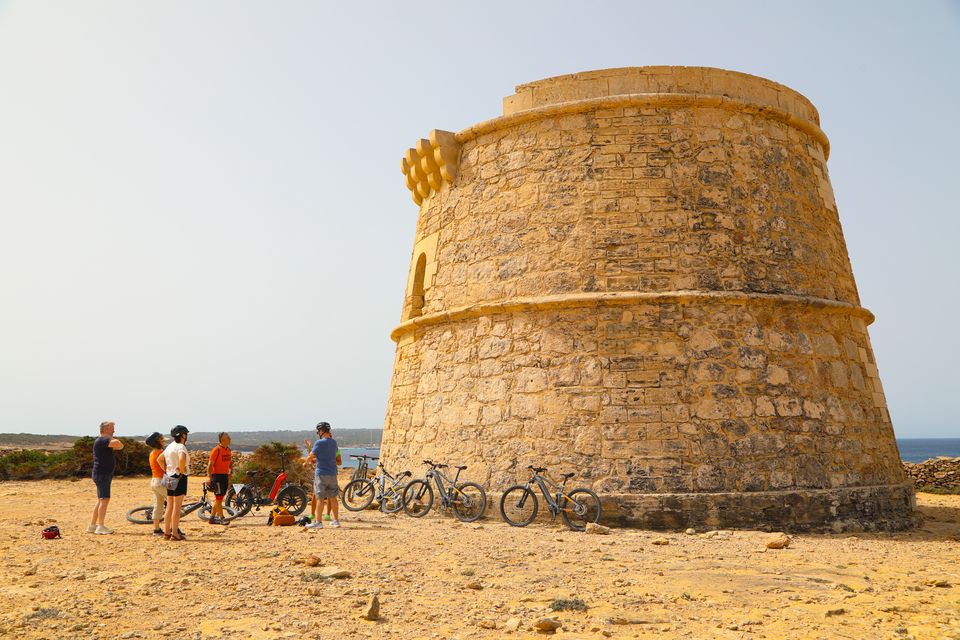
<box><xmin>528</xmin><ymin>465</ymin><xmax>547</xmax><ymax>473</ymax></box>
<box><xmin>349</xmin><ymin>454</ymin><xmax>379</xmax><ymax>460</ymax></box>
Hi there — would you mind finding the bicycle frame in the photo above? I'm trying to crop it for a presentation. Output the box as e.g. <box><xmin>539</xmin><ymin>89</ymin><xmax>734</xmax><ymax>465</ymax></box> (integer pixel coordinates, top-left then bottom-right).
<box><xmin>374</xmin><ymin>467</ymin><xmax>408</xmax><ymax>502</ymax></box>
<box><xmin>424</xmin><ymin>465</ymin><xmax>465</xmax><ymax>508</ymax></box>
<box><xmin>525</xmin><ymin>473</ymin><xmax>573</xmax><ymax>517</ymax></box>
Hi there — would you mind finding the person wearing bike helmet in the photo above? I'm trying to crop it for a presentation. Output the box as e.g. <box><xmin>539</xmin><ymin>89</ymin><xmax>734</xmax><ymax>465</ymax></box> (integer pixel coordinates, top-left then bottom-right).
<box><xmin>145</xmin><ymin>432</ymin><xmax>166</xmax><ymax>535</ymax></box>
<box><xmin>161</xmin><ymin>425</ymin><xmax>191</xmax><ymax>541</ymax></box>
<box><xmin>305</xmin><ymin>422</ymin><xmax>341</xmax><ymax>529</ymax></box>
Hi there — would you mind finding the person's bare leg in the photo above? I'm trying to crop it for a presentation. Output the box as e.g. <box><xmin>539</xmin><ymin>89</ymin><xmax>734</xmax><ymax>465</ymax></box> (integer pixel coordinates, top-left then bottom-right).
<box><xmin>164</xmin><ymin>496</ymin><xmax>176</xmax><ymax>536</ymax></box>
<box><xmin>328</xmin><ymin>497</ymin><xmax>339</xmax><ymax>521</ymax></box>
<box><xmin>97</xmin><ymin>498</ymin><xmax>110</xmax><ymax>526</ymax></box>
<box><xmin>91</xmin><ymin>501</ymin><xmax>100</xmax><ymax>528</ymax></box>
<box><xmin>170</xmin><ymin>496</ymin><xmax>184</xmax><ymax>536</ymax></box>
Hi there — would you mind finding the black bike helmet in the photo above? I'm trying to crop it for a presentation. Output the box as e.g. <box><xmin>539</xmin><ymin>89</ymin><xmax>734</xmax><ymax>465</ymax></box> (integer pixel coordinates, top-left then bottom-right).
<box><xmin>316</xmin><ymin>421</ymin><xmax>331</xmax><ymax>434</ymax></box>
<box><xmin>170</xmin><ymin>425</ymin><xmax>190</xmax><ymax>441</ymax></box>
<box><xmin>145</xmin><ymin>432</ymin><xmax>163</xmax><ymax>449</ymax></box>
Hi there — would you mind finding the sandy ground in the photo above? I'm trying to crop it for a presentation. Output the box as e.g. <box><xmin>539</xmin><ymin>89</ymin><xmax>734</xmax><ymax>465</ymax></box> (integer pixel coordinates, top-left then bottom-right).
<box><xmin>0</xmin><ymin>477</ymin><xmax>958</xmax><ymax>640</ymax></box>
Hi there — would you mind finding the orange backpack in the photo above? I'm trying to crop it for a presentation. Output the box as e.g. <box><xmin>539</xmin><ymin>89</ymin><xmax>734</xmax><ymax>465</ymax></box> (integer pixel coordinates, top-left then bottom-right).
<box><xmin>269</xmin><ymin>506</ymin><xmax>295</xmax><ymax>526</ymax></box>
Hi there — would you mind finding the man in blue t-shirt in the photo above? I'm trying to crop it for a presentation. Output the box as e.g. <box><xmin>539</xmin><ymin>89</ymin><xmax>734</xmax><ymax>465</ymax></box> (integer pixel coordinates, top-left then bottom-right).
<box><xmin>306</xmin><ymin>422</ymin><xmax>341</xmax><ymax>529</ymax></box>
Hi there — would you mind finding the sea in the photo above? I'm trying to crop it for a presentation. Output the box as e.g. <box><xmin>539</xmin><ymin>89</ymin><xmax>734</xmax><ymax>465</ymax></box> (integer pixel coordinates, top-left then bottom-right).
<box><xmin>339</xmin><ymin>447</ymin><xmax>382</xmax><ymax>469</ymax></box>
<box><xmin>897</xmin><ymin>438</ymin><xmax>960</xmax><ymax>463</ymax></box>
<box><xmin>321</xmin><ymin>441</ymin><xmax>960</xmax><ymax>466</ymax></box>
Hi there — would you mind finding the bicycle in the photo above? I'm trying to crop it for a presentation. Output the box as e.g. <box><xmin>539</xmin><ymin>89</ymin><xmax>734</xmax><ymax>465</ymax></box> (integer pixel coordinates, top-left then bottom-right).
<box><xmin>498</xmin><ymin>465</ymin><xmax>602</xmax><ymax>531</ymax></box>
<box><xmin>402</xmin><ymin>460</ymin><xmax>487</xmax><ymax>522</ymax></box>
<box><xmin>224</xmin><ymin>453</ymin><xmax>308</xmax><ymax>518</ymax></box>
<box><xmin>348</xmin><ymin>453</ymin><xmax>377</xmax><ymax>481</ymax></box>
<box><xmin>126</xmin><ymin>481</ymin><xmax>237</xmax><ymax>524</ymax></box>
<box><xmin>341</xmin><ymin>463</ymin><xmax>412</xmax><ymax>513</ymax></box>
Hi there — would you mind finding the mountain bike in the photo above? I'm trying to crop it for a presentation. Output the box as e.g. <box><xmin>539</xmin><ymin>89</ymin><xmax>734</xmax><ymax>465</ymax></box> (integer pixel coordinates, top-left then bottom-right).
<box><xmin>224</xmin><ymin>453</ymin><xmax>308</xmax><ymax>517</ymax></box>
<box><xmin>341</xmin><ymin>463</ymin><xmax>411</xmax><ymax>512</ymax></box>
<box><xmin>499</xmin><ymin>465</ymin><xmax>601</xmax><ymax>531</ymax></box>
<box><xmin>402</xmin><ymin>460</ymin><xmax>487</xmax><ymax>522</ymax></box>
<box><xmin>126</xmin><ymin>482</ymin><xmax>237</xmax><ymax>524</ymax></box>
<box><xmin>349</xmin><ymin>453</ymin><xmax>377</xmax><ymax>481</ymax></box>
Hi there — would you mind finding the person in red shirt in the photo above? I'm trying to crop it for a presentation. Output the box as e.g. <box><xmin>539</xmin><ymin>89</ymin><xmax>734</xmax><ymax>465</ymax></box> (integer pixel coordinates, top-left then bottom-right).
<box><xmin>207</xmin><ymin>432</ymin><xmax>232</xmax><ymax>525</ymax></box>
<box><xmin>145</xmin><ymin>432</ymin><xmax>166</xmax><ymax>535</ymax></box>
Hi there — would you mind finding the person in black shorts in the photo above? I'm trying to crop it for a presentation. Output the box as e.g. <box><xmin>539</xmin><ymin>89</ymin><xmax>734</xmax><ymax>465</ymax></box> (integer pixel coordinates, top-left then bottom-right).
<box><xmin>88</xmin><ymin>421</ymin><xmax>124</xmax><ymax>535</ymax></box>
<box><xmin>207</xmin><ymin>432</ymin><xmax>232</xmax><ymax>525</ymax></box>
<box><xmin>161</xmin><ymin>425</ymin><xmax>191</xmax><ymax>541</ymax></box>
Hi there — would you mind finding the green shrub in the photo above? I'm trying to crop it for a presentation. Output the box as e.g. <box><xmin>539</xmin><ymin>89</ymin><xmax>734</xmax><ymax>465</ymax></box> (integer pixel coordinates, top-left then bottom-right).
<box><xmin>232</xmin><ymin>441</ymin><xmax>308</xmax><ymax>489</ymax></box>
<box><xmin>0</xmin><ymin>436</ymin><xmax>153</xmax><ymax>481</ymax></box>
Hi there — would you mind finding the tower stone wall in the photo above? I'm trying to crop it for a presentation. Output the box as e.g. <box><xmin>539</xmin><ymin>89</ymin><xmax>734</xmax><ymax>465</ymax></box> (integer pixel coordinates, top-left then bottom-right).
<box><xmin>382</xmin><ymin>67</ymin><xmax>915</xmax><ymax>531</ymax></box>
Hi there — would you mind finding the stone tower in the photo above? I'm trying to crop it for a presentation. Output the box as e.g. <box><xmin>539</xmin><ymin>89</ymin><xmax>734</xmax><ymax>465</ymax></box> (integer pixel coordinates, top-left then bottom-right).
<box><xmin>382</xmin><ymin>67</ymin><xmax>915</xmax><ymax>531</ymax></box>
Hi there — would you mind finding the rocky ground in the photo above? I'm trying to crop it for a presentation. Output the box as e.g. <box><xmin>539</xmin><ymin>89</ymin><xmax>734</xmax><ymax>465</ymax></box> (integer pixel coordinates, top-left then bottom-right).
<box><xmin>0</xmin><ymin>477</ymin><xmax>958</xmax><ymax>640</ymax></box>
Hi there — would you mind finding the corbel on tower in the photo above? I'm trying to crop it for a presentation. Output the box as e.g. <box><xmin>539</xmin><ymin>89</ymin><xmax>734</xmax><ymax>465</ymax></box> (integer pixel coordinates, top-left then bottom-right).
<box><xmin>400</xmin><ymin>129</ymin><xmax>460</xmax><ymax>206</ymax></box>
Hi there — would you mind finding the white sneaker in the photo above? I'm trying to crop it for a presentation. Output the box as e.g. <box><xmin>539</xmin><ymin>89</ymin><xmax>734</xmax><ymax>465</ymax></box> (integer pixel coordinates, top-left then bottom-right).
<box><xmin>330</xmin><ymin>520</ymin><xmax>341</xmax><ymax>528</ymax></box>
<box><xmin>305</xmin><ymin>520</ymin><xmax>323</xmax><ymax>529</ymax></box>
<box><xmin>94</xmin><ymin>525</ymin><xmax>114</xmax><ymax>535</ymax></box>
<box><xmin>86</xmin><ymin>523</ymin><xmax>97</xmax><ymax>533</ymax></box>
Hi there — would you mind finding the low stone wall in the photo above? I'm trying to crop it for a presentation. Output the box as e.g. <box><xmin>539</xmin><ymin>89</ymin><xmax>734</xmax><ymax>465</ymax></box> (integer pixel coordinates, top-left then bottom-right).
<box><xmin>903</xmin><ymin>458</ymin><xmax>960</xmax><ymax>491</ymax></box>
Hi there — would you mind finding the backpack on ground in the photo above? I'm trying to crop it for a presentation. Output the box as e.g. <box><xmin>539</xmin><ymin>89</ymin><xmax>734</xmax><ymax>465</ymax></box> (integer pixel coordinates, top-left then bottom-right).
<box><xmin>269</xmin><ymin>506</ymin><xmax>295</xmax><ymax>526</ymax></box>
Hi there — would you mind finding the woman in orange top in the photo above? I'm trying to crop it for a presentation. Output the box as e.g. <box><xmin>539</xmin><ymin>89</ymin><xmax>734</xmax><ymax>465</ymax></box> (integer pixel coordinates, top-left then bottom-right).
<box><xmin>145</xmin><ymin>432</ymin><xmax>166</xmax><ymax>535</ymax></box>
<box><xmin>207</xmin><ymin>432</ymin><xmax>232</xmax><ymax>525</ymax></box>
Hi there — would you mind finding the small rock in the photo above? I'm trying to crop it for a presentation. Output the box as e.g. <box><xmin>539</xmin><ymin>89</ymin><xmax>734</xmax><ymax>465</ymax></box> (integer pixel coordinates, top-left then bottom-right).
<box><xmin>307</xmin><ymin>587</ymin><xmax>322</xmax><ymax>596</ymax></box>
<box><xmin>504</xmin><ymin>618</ymin><xmax>521</xmax><ymax>632</ymax></box>
<box><xmin>651</xmin><ymin>538</ymin><xmax>669</xmax><ymax>546</ymax></box>
<box><xmin>319</xmin><ymin>567</ymin><xmax>351</xmax><ymax>579</ymax></box>
<box><xmin>765</xmin><ymin>533</ymin><xmax>791</xmax><ymax>549</ymax></box>
<box><xmin>685</xmin><ymin>528</ymin><xmax>696</xmax><ymax>535</ymax></box>
<box><xmin>585</xmin><ymin>523</ymin><xmax>611</xmax><ymax>535</ymax></box>
<box><xmin>924</xmin><ymin>579</ymin><xmax>951</xmax><ymax>588</ymax></box>
<box><xmin>466</xmin><ymin>581</ymin><xmax>483</xmax><ymax>590</ymax></box>
<box><xmin>534</xmin><ymin>617</ymin><xmax>562</xmax><ymax>633</ymax></box>
<box><xmin>304</xmin><ymin>556</ymin><xmax>321</xmax><ymax>567</ymax></box>
<box><xmin>478</xmin><ymin>620</ymin><xmax>495</xmax><ymax>629</ymax></box>
<box><xmin>362</xmin><ymin>594</ymin><xmax>380</xmax><ymax>621</ymax></box>
<box><xmin>825</xmin><ymin>608</ymin><xmax>846</xmax><ymax>617</ymax></box>
<box><xmin>23</xmin><ymin>565</ymin><xmax>37</xmax><ymax>576</ymax></box>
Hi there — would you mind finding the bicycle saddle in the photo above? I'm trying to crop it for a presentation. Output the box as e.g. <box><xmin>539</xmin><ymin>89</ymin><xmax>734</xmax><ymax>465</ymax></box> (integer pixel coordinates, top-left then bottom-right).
<box><xmin>455</xmin><ymin>465</ymin><xmax>467</xmax><ymax>470</ymax></box>
<box><xmin>244</xmin><ymin>470</ymin><xmax>258</xmax><ymax>476</ymax></box>
<box><xmin>436</xmin><ymin>463</ymin><xmax>448</xmax><ymax>468</ymax></box>
<box><xmin>561</xmin><ymin>472</ymin><xmax>576</xmax><ymax>479</ymax></box>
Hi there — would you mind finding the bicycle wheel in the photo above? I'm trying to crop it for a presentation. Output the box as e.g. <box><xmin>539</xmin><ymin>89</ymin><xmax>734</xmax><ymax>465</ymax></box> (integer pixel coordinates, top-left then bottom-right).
<box><xmin>380</xmin><ymin>483</ymin><xmax>407</xmax><ymax>513</ymax></box>
<box><xmin>560</xmin><ymin>488</ymin><xmax>602</xmax><ymax>531</ymax></box>
<box><xmin>499</xmin><ymin>485</ymin><xmax>538</xmax><ymax>527</ymax></box>
<box><xmin>341</xmin><ymin>478</ymin><xmax>375</xmax><ymax>511</ymax></box>
<box><xmin>226</xmin><ymin>486</ymin><xmax>254</xmax><ymax>518</ymax></box>
<box><xmin>403</xmin><ymin>480</ymin><xmax>434</xmax><ymax>518</ymax></box>
<box><xmin>277</xmin><ymin>485</ymin><xmax>308</xmax><ymax>515</ymax></box>
<box><xmin>196</xmin><ymin>503</ymin><xmax>238</xmax><ymax>522</ymax></box>
<box><xmin>451</xmin><ymin>482</ymin><xmax>487</xmax><ymax>522</ymax></box>
<box><xmin>126</xmin><ymin>506</ymin><xmax>160</xmax><ymax>525</ymax></box>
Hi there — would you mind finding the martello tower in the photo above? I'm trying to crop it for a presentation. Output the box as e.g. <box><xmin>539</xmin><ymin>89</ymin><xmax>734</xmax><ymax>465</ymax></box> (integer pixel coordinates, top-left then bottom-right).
<box><xmin>381</xmin><ymin>67</ymin><xmax>915</xmax><ymax>531</ymax></box>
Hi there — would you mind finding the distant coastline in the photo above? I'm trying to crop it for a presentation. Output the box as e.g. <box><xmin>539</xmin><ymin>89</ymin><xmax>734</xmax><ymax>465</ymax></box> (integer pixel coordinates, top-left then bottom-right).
<box><xmin>0</xmin><ymin>432</ymin><xmax>956</xmax><ymax>463</ymax></box>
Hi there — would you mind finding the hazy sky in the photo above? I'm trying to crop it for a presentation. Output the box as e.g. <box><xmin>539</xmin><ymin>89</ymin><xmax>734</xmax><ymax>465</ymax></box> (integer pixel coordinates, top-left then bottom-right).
<box><xmin>1</xmin><ymin>1</ymin><xmax>957</xmax><ymax>437</ymax></box>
